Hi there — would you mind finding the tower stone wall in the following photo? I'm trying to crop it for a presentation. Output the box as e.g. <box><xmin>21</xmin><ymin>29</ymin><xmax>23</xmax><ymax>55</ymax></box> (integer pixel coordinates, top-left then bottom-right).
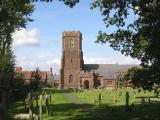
<box><xmin>60</xmin><ymin>31</ymin><xmax>84</xmax><ymax>89</ymax></box>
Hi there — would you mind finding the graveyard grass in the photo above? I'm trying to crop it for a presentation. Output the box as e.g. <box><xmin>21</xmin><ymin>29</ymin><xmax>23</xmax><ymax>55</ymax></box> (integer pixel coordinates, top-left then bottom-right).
<box><xmin>9</xmin><ymin>88</ymin><xmax>160</xmax><ymax>120</ymax></box>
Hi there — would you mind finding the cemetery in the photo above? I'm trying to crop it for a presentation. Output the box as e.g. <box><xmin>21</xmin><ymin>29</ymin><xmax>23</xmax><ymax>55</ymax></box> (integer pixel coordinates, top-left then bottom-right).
<box><xmin>1</xmin><ymin>0</ymin><xmax>160</xmax><ymax>120</ymax></box>
<box><xmin>9</xmin><ymin>88</ymin><xmax>160</xmax><ymax>120</ymax></box>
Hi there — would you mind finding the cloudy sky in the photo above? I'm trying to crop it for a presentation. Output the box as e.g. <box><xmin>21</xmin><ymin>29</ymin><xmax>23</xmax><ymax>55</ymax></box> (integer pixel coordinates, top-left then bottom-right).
<box><xmin>12</xmin><ymin>0</ymin><xmax>140</xmax><ymax>73</ymax></box>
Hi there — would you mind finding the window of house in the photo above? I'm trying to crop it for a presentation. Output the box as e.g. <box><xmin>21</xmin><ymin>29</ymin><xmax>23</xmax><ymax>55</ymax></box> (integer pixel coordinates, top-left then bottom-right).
<box><xmin>69</xmin><ymin>75</ymin><xmax>73</xmax><ymax>83</ymax></box>
<box><xmin>70</xmin><ymin>39</ymin><xmax>74</xmax><ymax>48</ymax></box>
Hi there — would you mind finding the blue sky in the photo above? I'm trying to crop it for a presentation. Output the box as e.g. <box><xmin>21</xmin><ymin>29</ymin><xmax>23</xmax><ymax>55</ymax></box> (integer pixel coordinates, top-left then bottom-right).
<box><xmin>12</xmin><ymin>0</ymin><xmax>139</xmax><ymax>73</ymax></box>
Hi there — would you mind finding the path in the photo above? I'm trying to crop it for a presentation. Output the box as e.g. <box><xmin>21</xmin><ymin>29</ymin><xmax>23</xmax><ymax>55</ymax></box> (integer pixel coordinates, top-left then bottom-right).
<box><xmin>63</xmin><ymin>93</ymin><xmax>91</xmax><ymax>109</ymax></box>
<box><xmin>63</xmin><ymin>93</ymin><xmax>81</xmax><ymax>104</ymax></box>
<box><xmin>63</xmin><ymin>93</ymin><xmax>114</xmax><ymax>120</ymax></box>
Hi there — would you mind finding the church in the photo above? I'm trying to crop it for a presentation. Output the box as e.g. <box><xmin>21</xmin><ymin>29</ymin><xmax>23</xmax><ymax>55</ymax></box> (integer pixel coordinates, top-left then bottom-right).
<box><xmin>60</xmin><ymin>31</ymin><xmax>137</xmax><ymax>89</ymax></box>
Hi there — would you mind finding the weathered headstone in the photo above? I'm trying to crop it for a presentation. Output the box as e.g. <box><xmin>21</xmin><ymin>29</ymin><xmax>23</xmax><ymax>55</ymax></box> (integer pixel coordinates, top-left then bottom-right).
<box><xmin>125</xmin><ymin>91</ymin><xmax>130</xmax><ymax>111</ymax></box>
<box><xmin>39</xmin><ymin>95</ymin><xmax>42</xmax><ymax>120</ymax></box>
<box><xmin>25</xmin><ymin>93</ymin><xmax>33</xmax><ymax>120</ymax></box>
<box><xmin>49</xmin><ymin>103</ymin><xmax>53</xmax><ymax>115</ymax></box>
<box><xmin>45</xmin><ymin>94</ymin><xmax>49</xmax><ymax>115</ymax></box>
<box><xmin>98</xmin><ymin>93</ymin><xmax>102</xmax><ymax>105</ymax></box>
<box><xmin>141</xmin><ymin>97</ymin><xmax>145</xmax><ymax>105</ymax></box>
<box><xmin>133</xmin><ymin>91</ymin><xmax>136</xmax><ymax>103</ymax></box>
<box><xmin>113</xmin><ymin>93</ymin><xmax>116</xmax><ymax>103</ymax></box>
<box><xmin>49</xmin><ymin>91</ymin><xmax>52</xmax><ymax>103</ymax></box>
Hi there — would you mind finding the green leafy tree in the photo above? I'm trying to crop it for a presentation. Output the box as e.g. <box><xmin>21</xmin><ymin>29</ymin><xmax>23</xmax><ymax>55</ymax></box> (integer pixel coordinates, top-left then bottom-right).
<box><xmin>0</xmin><ymin>0</ymin><xmax>78</xmax><ymax>118</ymax></box>
<box><xmin>124</xmin><ymin>67</ymin><xmax>154</xmax><ymax>90</ymax></box>
<box><xmin>93</xmin><ymin>73</ymin><xmax>101</xmax><ymax>88</ymax></box>
<box><xmin>0</xmin><ymin>0</ymin><xmax>34</xmax><ymax>50</ymax></box>
<box><xmin>11</xmin><ymin>72</ymin><xmax>30</xmax><ymax>101</ymax></box>
<box><xmin>30</xmin><ymin>68</ymin><xmax>41</xmax><ymax>91</ymax></box>
<box><xmin>31</xmin><ymin>0</ymin><xmax>79</xmax><ymax>8</ymax></box>
<box><xmin>34</xmin><ymin>67</ymin><xmax>41</xmax><ymax>90</ymax></box>
<box><xmin>0</xmin><ymin>47</ymin><xmax>15</xmax><ymax>97</ymax></box>
<box><xmin>0</xmin><ymin>47</ymin><xmax>15</xmax><ymax>119</ymax></box>
<box><xmin>91</xmin><ymin>0</ymin><xmax>160</xmax><ymax>88</ymax></box>
<box><xmin>0</xmin><ymin>1</ymin><xmax>34</xmax><ymax>117</ymax></box>
<box><xmin>117</xmin><ymin>74</ymin><xmax>125</xmax><ymax>88</ymax></box>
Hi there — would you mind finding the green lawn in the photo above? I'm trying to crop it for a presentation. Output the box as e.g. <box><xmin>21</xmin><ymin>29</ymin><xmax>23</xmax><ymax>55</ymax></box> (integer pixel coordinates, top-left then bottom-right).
<box><xmin>9</xmin><ymin>88</ymin><xmax>160</xmax><ymax>120</ymax></box>
<box><xmin>72</xmin><ymin>88</ymin><xmax>155</xmax><ymax>105</ymax></box>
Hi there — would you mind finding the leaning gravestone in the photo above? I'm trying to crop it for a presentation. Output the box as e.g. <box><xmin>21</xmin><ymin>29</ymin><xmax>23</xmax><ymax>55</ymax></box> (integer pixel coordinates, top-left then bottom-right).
<box><xmin>25</xmin><ymin>93</ymin><xmax>33</xmax><ymax>120</ymax></box>
<box><xmin>113</xmin><ymin>92</ymin><xmax>116</xmax><ymax>103</ymax></box>
<box><xmin>39</xmin><ymin>95</ymin><xmax>43</xmax><ymax>120</ymax></box>
<box><xmin>45</xmin><ymin>94</ymin><xmax>49</xmax><ymax>115</ymax></box>
<box><xmin>49</xmin><ymin>92</ymin><xmax>52</xmax><ymax>103</ymax></box>
<box><xmin>125</xmin><ymin>91</ymin><xmax>130</xmax><ymax>111</ymax></box>
<box><xmin>98</xmin><ymin>93</ymin><xmax>102</xmax><ymax>105</ymax></box>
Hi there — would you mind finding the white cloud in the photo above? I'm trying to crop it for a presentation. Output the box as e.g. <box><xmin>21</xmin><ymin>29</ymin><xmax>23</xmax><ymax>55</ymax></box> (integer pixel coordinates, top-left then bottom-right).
<box><xmin>84</xmin><ymin>55</ymin><xmax>140</xmax><ymax>65</ymax></box>
<box><xmin>47</xmin><ymin>58</ymin><xmax>61</xmax><ymax>66</ymax></box>
<box><xmin>12</xmin><ymin>28</ymin><xmax>40</xmax><ymax>48</ymax></box>
<box><xmin>15</xmin><ymin>52</ymin><xmax>61</xmax><ymax>74</ymax></box>
<box><xmin>15</xmin><ymin>52</ymin><xmax>140</xmax><ymax>74</ymax></box>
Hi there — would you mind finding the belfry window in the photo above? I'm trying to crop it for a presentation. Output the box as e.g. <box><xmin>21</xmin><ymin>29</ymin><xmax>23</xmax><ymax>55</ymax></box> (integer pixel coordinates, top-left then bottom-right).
<box><xmin>70</xmin><ymin>39</ymin><xmax>74</xmax><ymax>48</ymax></box>
<box><xmin>69</xmin><ymin>75</ymin><xmax>73</xmax><ymax>83</ymax></box>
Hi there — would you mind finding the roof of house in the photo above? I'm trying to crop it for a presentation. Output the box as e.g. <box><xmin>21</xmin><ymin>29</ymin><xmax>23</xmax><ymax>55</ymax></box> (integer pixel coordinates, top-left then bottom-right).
<box><xmin>84</xmin><ymin>64</ymin><xmax>139</xmax><ymax>79</ymax></box>
<box><xmin>19</xmin><ymin>71</ymin><xmax>48</xmax><ymax>80</ymax></box>
<box><xmin>21</xmin><ymin>71</ymin><xmax>32</xmax><ymax>80</ymax></box>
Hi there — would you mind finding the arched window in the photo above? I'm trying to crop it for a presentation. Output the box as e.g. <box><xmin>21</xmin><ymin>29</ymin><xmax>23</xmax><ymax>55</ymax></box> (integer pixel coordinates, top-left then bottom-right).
<box><xmin>69</xmin><ymin>75</ymin><xmax>73</xmax><ymax>83</ymax></box>
<box><xmin>70</xmin><ymin>39</ymin><xmax>74</xmax><ymax>48</ymax></box>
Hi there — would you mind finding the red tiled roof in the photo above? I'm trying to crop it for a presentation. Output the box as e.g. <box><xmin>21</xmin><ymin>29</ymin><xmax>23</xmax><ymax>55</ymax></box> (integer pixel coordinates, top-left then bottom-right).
<box><xmin>15</xmin><ymin>67</ymin><xmax>49</xmax><ymax>81</ymax></box>
<box><xmin>22</xmin><ymin>71</ymin><xmax>32</xmax><ymax>80</ymax></box>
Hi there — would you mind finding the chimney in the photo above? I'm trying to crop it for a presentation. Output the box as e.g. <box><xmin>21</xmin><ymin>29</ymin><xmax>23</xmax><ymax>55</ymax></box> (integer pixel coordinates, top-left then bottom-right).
<box><xmin>16</xmin><ymin>67</ymin><xmax>22</xmax><ymax>72</ymax></box>
<box><xmin>50</xmin><ymin>68</ymin><xmax>52</xmax><ymax>73</ymax></box>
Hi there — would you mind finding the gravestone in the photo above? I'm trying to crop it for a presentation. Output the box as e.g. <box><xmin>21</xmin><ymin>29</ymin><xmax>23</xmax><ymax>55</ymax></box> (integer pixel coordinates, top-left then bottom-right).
<box><xmin>25</xmin><ymin>93</ymin><xmax>33</xmax><ymax>120</ymax></box>
<box><xmin>49</xmin><ymin>92</ymin><xmax>52</xmax><ymax>103</ymax></box>
<box><xmin>45</xmin><ymin>94</ymin><xmax>49</xmax><ymax>115</ymax></box>
<box><xmin>125</xmin><ymin>91</ymin><xmax>130</xmax><ymax>111</ymax></box>
<box><xmin>39</xmin><ymin>95</ymin><xmax>42</xmax><ymax>120</ymax></box>
<box><xmin>113</xmin><ymin>93</ymin><xmax>116</xmax><ymax>103</ymax></box>
<box><xmin>98</xmin><ymin>93</ymin><xmax>102</xmax><ymax>105</ymax></box>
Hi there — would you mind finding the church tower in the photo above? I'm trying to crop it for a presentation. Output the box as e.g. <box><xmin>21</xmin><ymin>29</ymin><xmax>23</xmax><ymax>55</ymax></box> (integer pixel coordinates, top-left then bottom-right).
<box><xmin>60</xmin><ymin>31</ymin><xmax>84</xmax><ymax>89</ymax></box>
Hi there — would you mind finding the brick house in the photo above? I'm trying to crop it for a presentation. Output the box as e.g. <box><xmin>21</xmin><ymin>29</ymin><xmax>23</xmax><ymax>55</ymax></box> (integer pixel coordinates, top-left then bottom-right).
<box><xmin>60</xmin><ymin>31</ymin><xmax>138</xmax><ymax>89</ymax></box>
<box><xmin>15</xmin><ymin>67</ymin><xmax>53</xmax><ymax>84</ymax></box>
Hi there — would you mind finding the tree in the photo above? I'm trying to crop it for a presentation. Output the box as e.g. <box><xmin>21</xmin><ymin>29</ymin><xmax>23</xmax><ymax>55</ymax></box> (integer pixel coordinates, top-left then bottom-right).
<box><xmin>34</xmin><ymin>67</ymin><xmax>41</xmax><ymax>90</ymax></box>
<box><xmin>11</xmin><ymin>72</ymin><xmax>30</xmax><ymax>101</ymax></box>
<box><xmin>30</xmin><ymin>68</ymin><xmax>41</xmax><ymax>91</ymax></box>
<box><xmin>93</xmin><ymin>72</ymin><xmax>101</xmax><ymax>88</ymax></box>
<box><xmin>0</xmin><ymin>1</ymin><xmax>34</xmax><ymax>118</ymax></box>
<box><xmin>0</xmin><ymin>0</ymin><xmax>79</xmax><ymax>118</ymax></box>
<box><xmin>91</xmin><ymin>0</ymin><xmax>160</xmax><ymax>88</ymax></box>
<box><xmin>124</xmin><ymin>67</ymin><xmax>154</xmax><ymax>90</ymax></box>
<box><xmin>0</xmin><ymin>0</ymin><xmax>34</xmax><ymax>50</ymax></box>
<box><xmin>33</xmin><ymin>0</ymin><xmax>79</xmax><ymax>7</ymax></box>
<box><xmin>0</xmin><ymin>47</ymin><xmax>15</xmax><ymax>119</ymax></box>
